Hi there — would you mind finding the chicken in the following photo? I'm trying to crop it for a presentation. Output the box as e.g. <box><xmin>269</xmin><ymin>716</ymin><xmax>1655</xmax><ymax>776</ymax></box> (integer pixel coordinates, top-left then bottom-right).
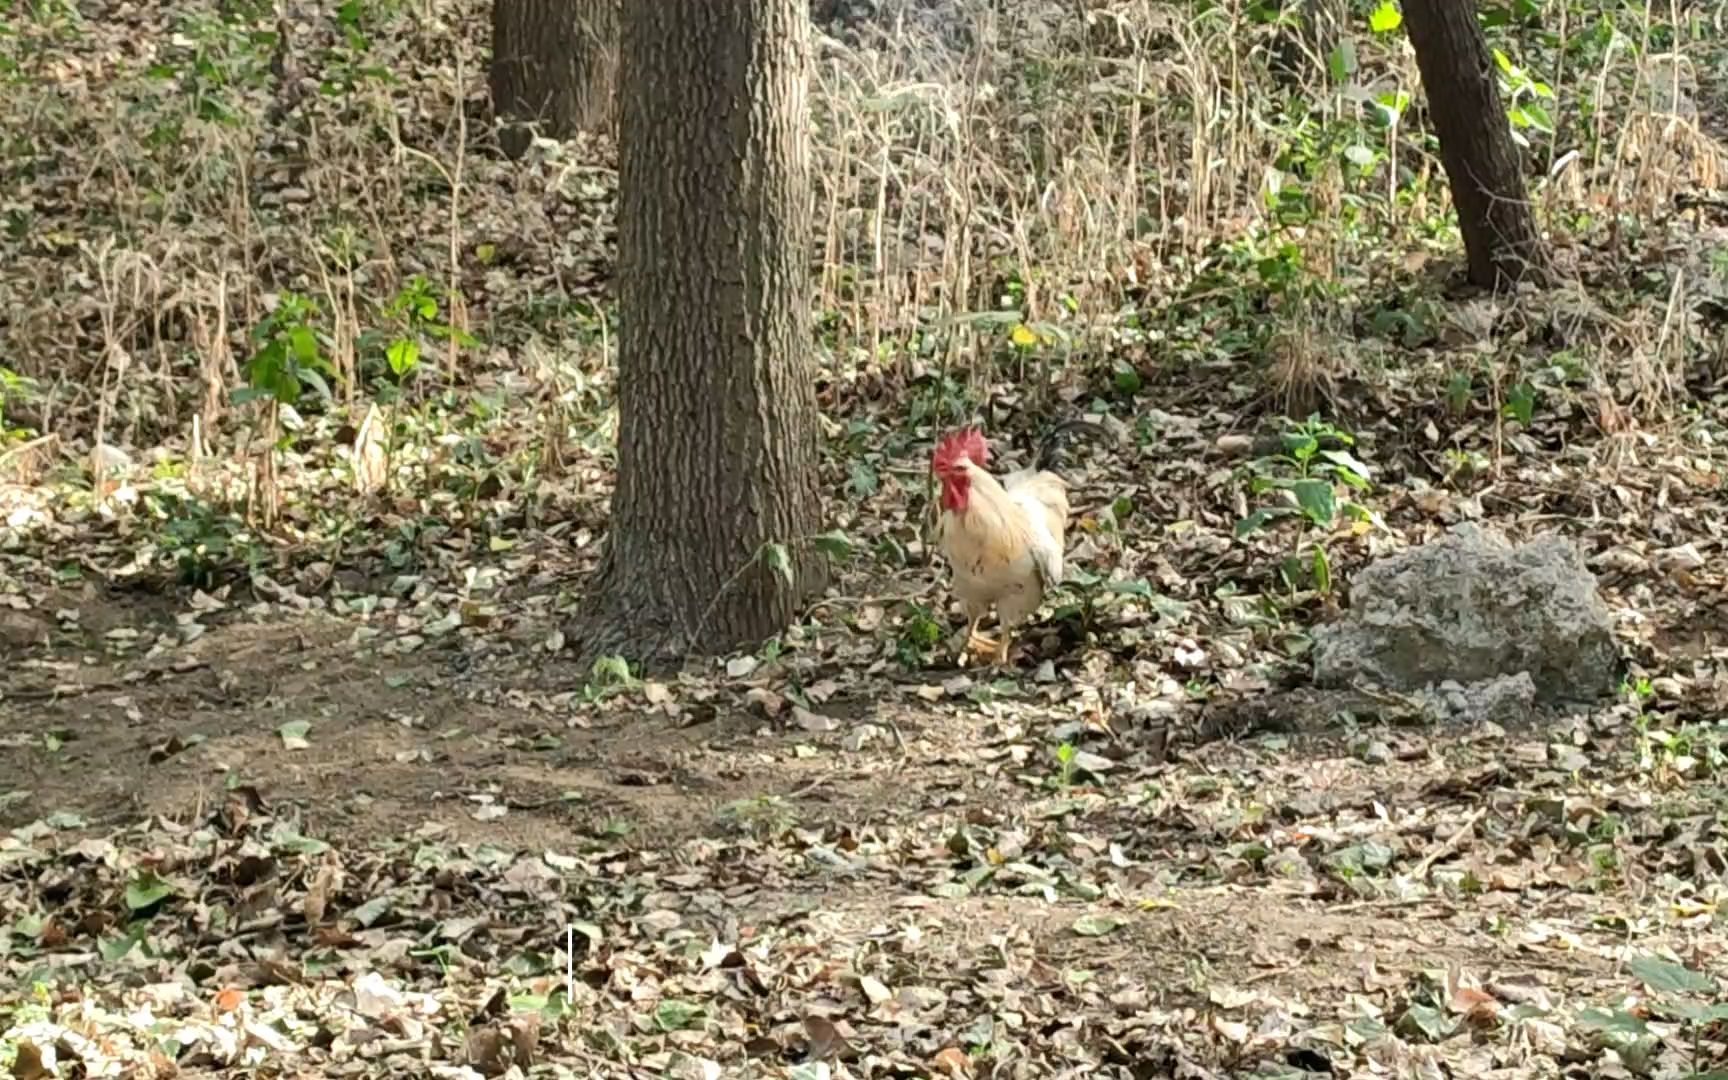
<box><xmin>930</xmin><ymin>423</ymin><xmax>1098</xmax><ymax>666</ymax></box>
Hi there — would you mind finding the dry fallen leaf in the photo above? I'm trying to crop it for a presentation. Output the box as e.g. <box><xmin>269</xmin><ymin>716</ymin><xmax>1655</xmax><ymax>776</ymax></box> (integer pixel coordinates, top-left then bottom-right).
<box><xmin>857</xmin><ymin>972</ymin><xmax>892</xmax><ymax>1004</ymax></box>
<box><xmin>802</xmin><ymin>1015</ymin><xmax>850</xmax><ymax>1061</ymax></box>
<box><xmin>930</xmin><ymin>1045</ymin><xmax>972</xmax><ymax>1077</ymax></box>
<box><xmin>793</xmin><ymin>706</ymin><xmax>840</xmax><ymax>733</ymax></box>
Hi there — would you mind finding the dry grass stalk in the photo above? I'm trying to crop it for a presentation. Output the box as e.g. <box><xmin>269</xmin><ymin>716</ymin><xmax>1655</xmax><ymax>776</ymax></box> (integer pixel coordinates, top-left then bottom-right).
<box><xmin>0</xmin><ymin>0</ymin><xmax>1717</xmax><ymax>459</ymax></box>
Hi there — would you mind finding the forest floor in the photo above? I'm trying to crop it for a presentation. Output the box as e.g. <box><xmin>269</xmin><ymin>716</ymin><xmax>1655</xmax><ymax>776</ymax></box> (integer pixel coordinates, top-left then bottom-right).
<box><xmin>7</xmin><ymin>374</ymin><xmax>1728</xmax><ymax>1077</ymax></box>
<box><xmin>5</xmin><ymin>0</ymin><xmax>1728</xmax><ymax>1077</ymax></box>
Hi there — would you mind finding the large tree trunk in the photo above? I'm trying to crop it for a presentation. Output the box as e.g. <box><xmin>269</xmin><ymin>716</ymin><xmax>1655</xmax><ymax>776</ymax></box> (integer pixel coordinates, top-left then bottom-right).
<box><xmin>573</xmin><ymin>0</ymin><xmax>829</xmax><ymax>664</ymax></box>
<box><xmin>1403</xmin><ymin>0</ymin><xmax>1548</xmax><ymax>289</ymax></box>
<box><xmin>489</xmin><ymin>0</ymin><xmax>617</xmax><ymax>156</ymax></box>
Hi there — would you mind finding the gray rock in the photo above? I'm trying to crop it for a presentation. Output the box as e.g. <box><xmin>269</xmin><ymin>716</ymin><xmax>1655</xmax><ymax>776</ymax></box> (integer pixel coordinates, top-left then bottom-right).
<box><xmin>1313</xmin><ymin>524</ymin><xmax>1618</xmax><ymax>706</ymax></box>
<box><xmin>1416</xmin><ymin>671</ymin><xmax>1538</xmax><ymax>726</ymax></box>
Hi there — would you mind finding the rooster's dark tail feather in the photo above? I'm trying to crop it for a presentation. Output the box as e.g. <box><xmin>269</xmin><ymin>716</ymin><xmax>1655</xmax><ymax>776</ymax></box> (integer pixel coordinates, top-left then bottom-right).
<box><xmin>1032</xmin><ymin>420</ymin><xmax>1108</xmax><ymax>473</ymax></box>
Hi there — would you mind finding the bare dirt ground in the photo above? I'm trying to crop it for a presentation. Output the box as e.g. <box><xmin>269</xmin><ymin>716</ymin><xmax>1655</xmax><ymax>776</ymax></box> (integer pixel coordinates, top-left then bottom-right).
<box><xmin>5</xmin><ymin>568</ymin><xmax>1726</xmax><ymax>1078</ymax></box>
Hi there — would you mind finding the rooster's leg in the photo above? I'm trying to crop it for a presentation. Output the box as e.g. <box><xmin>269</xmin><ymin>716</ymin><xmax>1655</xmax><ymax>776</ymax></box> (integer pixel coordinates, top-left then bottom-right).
<box><xmin>989</xmin><ymin>630</ymin><xmax>1014</xmax><ymax>667</ymax></box>
<box><xmin>962</xmin><ymin>616</ymin><xmax>1000</xmax><ymax>660</ymax></box>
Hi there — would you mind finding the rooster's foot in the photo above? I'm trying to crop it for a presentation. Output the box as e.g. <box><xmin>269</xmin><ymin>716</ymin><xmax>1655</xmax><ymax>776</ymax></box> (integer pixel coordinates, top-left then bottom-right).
<box><xmin>963</xmin><ymin>630</ymin><xmax>1001</xmax><ymax>660</ymax></box>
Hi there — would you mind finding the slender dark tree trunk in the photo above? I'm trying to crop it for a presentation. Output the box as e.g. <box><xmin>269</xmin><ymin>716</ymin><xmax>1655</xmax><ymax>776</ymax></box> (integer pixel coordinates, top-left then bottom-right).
<box><xmin>489</xmin><ymin>0</ymin><xmax>617</xmax><ymax>156</ymax></box>
<box><xmin>1403</xmin><ymin>0</ymin><xmax>1548</xmax><ymax>288</ymax></box>
<box><xmin>572</xmin><ymin>0</ymin><xmax>829</xmax><ymax>664</ymax></box>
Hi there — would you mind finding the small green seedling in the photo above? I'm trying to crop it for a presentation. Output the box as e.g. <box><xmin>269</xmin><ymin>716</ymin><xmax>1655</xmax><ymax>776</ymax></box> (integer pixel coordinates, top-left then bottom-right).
<box><xmin>1234</xmin><ymin>415</ymin><xmax>1377</xmax><ymax>595</ymax></box>
<box><xmin>1053</xmin><ymin>742</ymin><xmax>1077</xmax><ymax>789</ymax></box>
<box><xmin>581</xmin><ymin>655</ymin><xmax>636</xmax><ymax>703</ymax></box>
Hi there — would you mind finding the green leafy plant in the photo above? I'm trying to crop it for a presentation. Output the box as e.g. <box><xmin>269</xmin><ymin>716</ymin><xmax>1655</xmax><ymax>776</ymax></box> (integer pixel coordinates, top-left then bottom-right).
<box><xmin>1491</xmin><ymin>48</ymin><xmax>1555</xmax><ymax>148</ymax></box>
<box><xmin>896</xmin><ymin>602</ymin><xmax>945</xmax><ymax>668</ymax></box>
<box><xmin>233</xmin><ymin>297</ymin><xmax>335</xmax><ymax>528</ymax></box>
<box><xmin>757</xmin><ymin>540</ymin><xmax>795</xmax><ymax>586</ymax></box>
<box><xmin>1502</xmin><ymin>378</ymin><xmax>1537</xmax><ymax>426</ymax></box>
<box><xmin>1441</xmin><ymin>446</ymin><xmax>1491</xmax><ymax>487</ymax></box>
<box><xmin>366</xmin><ymin>274</ymin><xmax>478</xmax><ymax>394</ymax></box>
<box><xmin>1053</xmin><ymin>741</ymin><xmax>1077</xmax><ymax>789</ymax></box>
<box><xmin>1446</xmin><ymin>370</ymin><xmax>1474</xmax><ymax>414</ymax></box>
<box><xmin>580</xmin><ymin>655</ymin><xmax>636</xmax><ymax>703</ymax></box>
<box><xmin>238</xmin><ymin>293</ymin><xmax>334</xmax><ymax>408</ymax></box>
<box><xmin>380</xmin><ymin>514</ymin><xmax>445</xmax><ymax>571</ymax></box>
<box><xmin>320</xmin><ymin>0</ymin><xmax>396</xmax><ymax>94</ymax></box>
<box><xmin>141</xmin><ymin>8</ymin><xmax>275</xmax><ymax>133</ymax></box>
<box><xmin>147</xmin><ymin>492</ymin><xmax>261</xmax><ymax>588</ymax></box>
<box><xmin>0</xmin><ymin>366</ymin><xmax>37</xmax><ymax>443</ymax></box>
<box><xmin>756</xmin><ymin>531</ymin><xmax>856</xmax><ymax>592</ymax></box>
<box><xmin>1577</xmin><ymin>955</ymin><xmax>1728</xmax><ymax>1076</ymax></box>
<box><xmin>905</xmin><ymin>371</ymin><xmax>973</xmax><ymax>427</ymax></box>
<box><xmin>1235</xmin><ymin>415</ymin><xmax>1376</xmax><ymax>594</ymax></box>
<box><xmin>1054</xmin><ymin>568</ymin><xmax>1154</xmax><ymax>638</ymax></box>
<box><xmin>811</xmin><ymin>529</ymin><xmax>856</xmax><ymax>563</ymax></box>
<box><xmin>717</xmin><ymin>795</ymin><xmax>797</xmax><ymax>839</ymax></box>
<box><xmin>1624</xmin><ymin>676</ymin><xmax>1727</xmax><ymax>783</ymax></box>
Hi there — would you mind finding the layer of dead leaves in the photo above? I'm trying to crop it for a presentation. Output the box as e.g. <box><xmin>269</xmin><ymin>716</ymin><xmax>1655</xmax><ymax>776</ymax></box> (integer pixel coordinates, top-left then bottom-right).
<box><xmin>3</xmin><ymin>690</ymin><xmax>1726</xmax><ymax>1077</ymax></box>
<box><xmin>4</xmin><ymin>1</ymin><xmax>1728</xmax><ymax>1078</ymax></box>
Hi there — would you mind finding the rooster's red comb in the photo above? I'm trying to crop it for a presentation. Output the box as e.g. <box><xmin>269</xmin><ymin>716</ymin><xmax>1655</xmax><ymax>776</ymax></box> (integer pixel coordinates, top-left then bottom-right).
<box><xmin>931</xmin><ymin>427</ymin><xmax>989</xmax><ymax>471</ymax></box>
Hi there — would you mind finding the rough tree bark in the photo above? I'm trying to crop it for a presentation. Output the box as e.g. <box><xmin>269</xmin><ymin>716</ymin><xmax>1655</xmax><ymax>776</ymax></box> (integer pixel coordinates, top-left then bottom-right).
<box><xmin>490</xmin><ymin>0</ymin><xmax>617</xmax><ymax>156</ymax></box>
<box><xmin>1403</xmin><ymin>0</ymin><xmax>1549</xmax><ymax>289</ymax></box>
<box><xmin>572</xmin><ymin>0</ymin><xmax>829</xmax><ymax>663</ymax></box>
